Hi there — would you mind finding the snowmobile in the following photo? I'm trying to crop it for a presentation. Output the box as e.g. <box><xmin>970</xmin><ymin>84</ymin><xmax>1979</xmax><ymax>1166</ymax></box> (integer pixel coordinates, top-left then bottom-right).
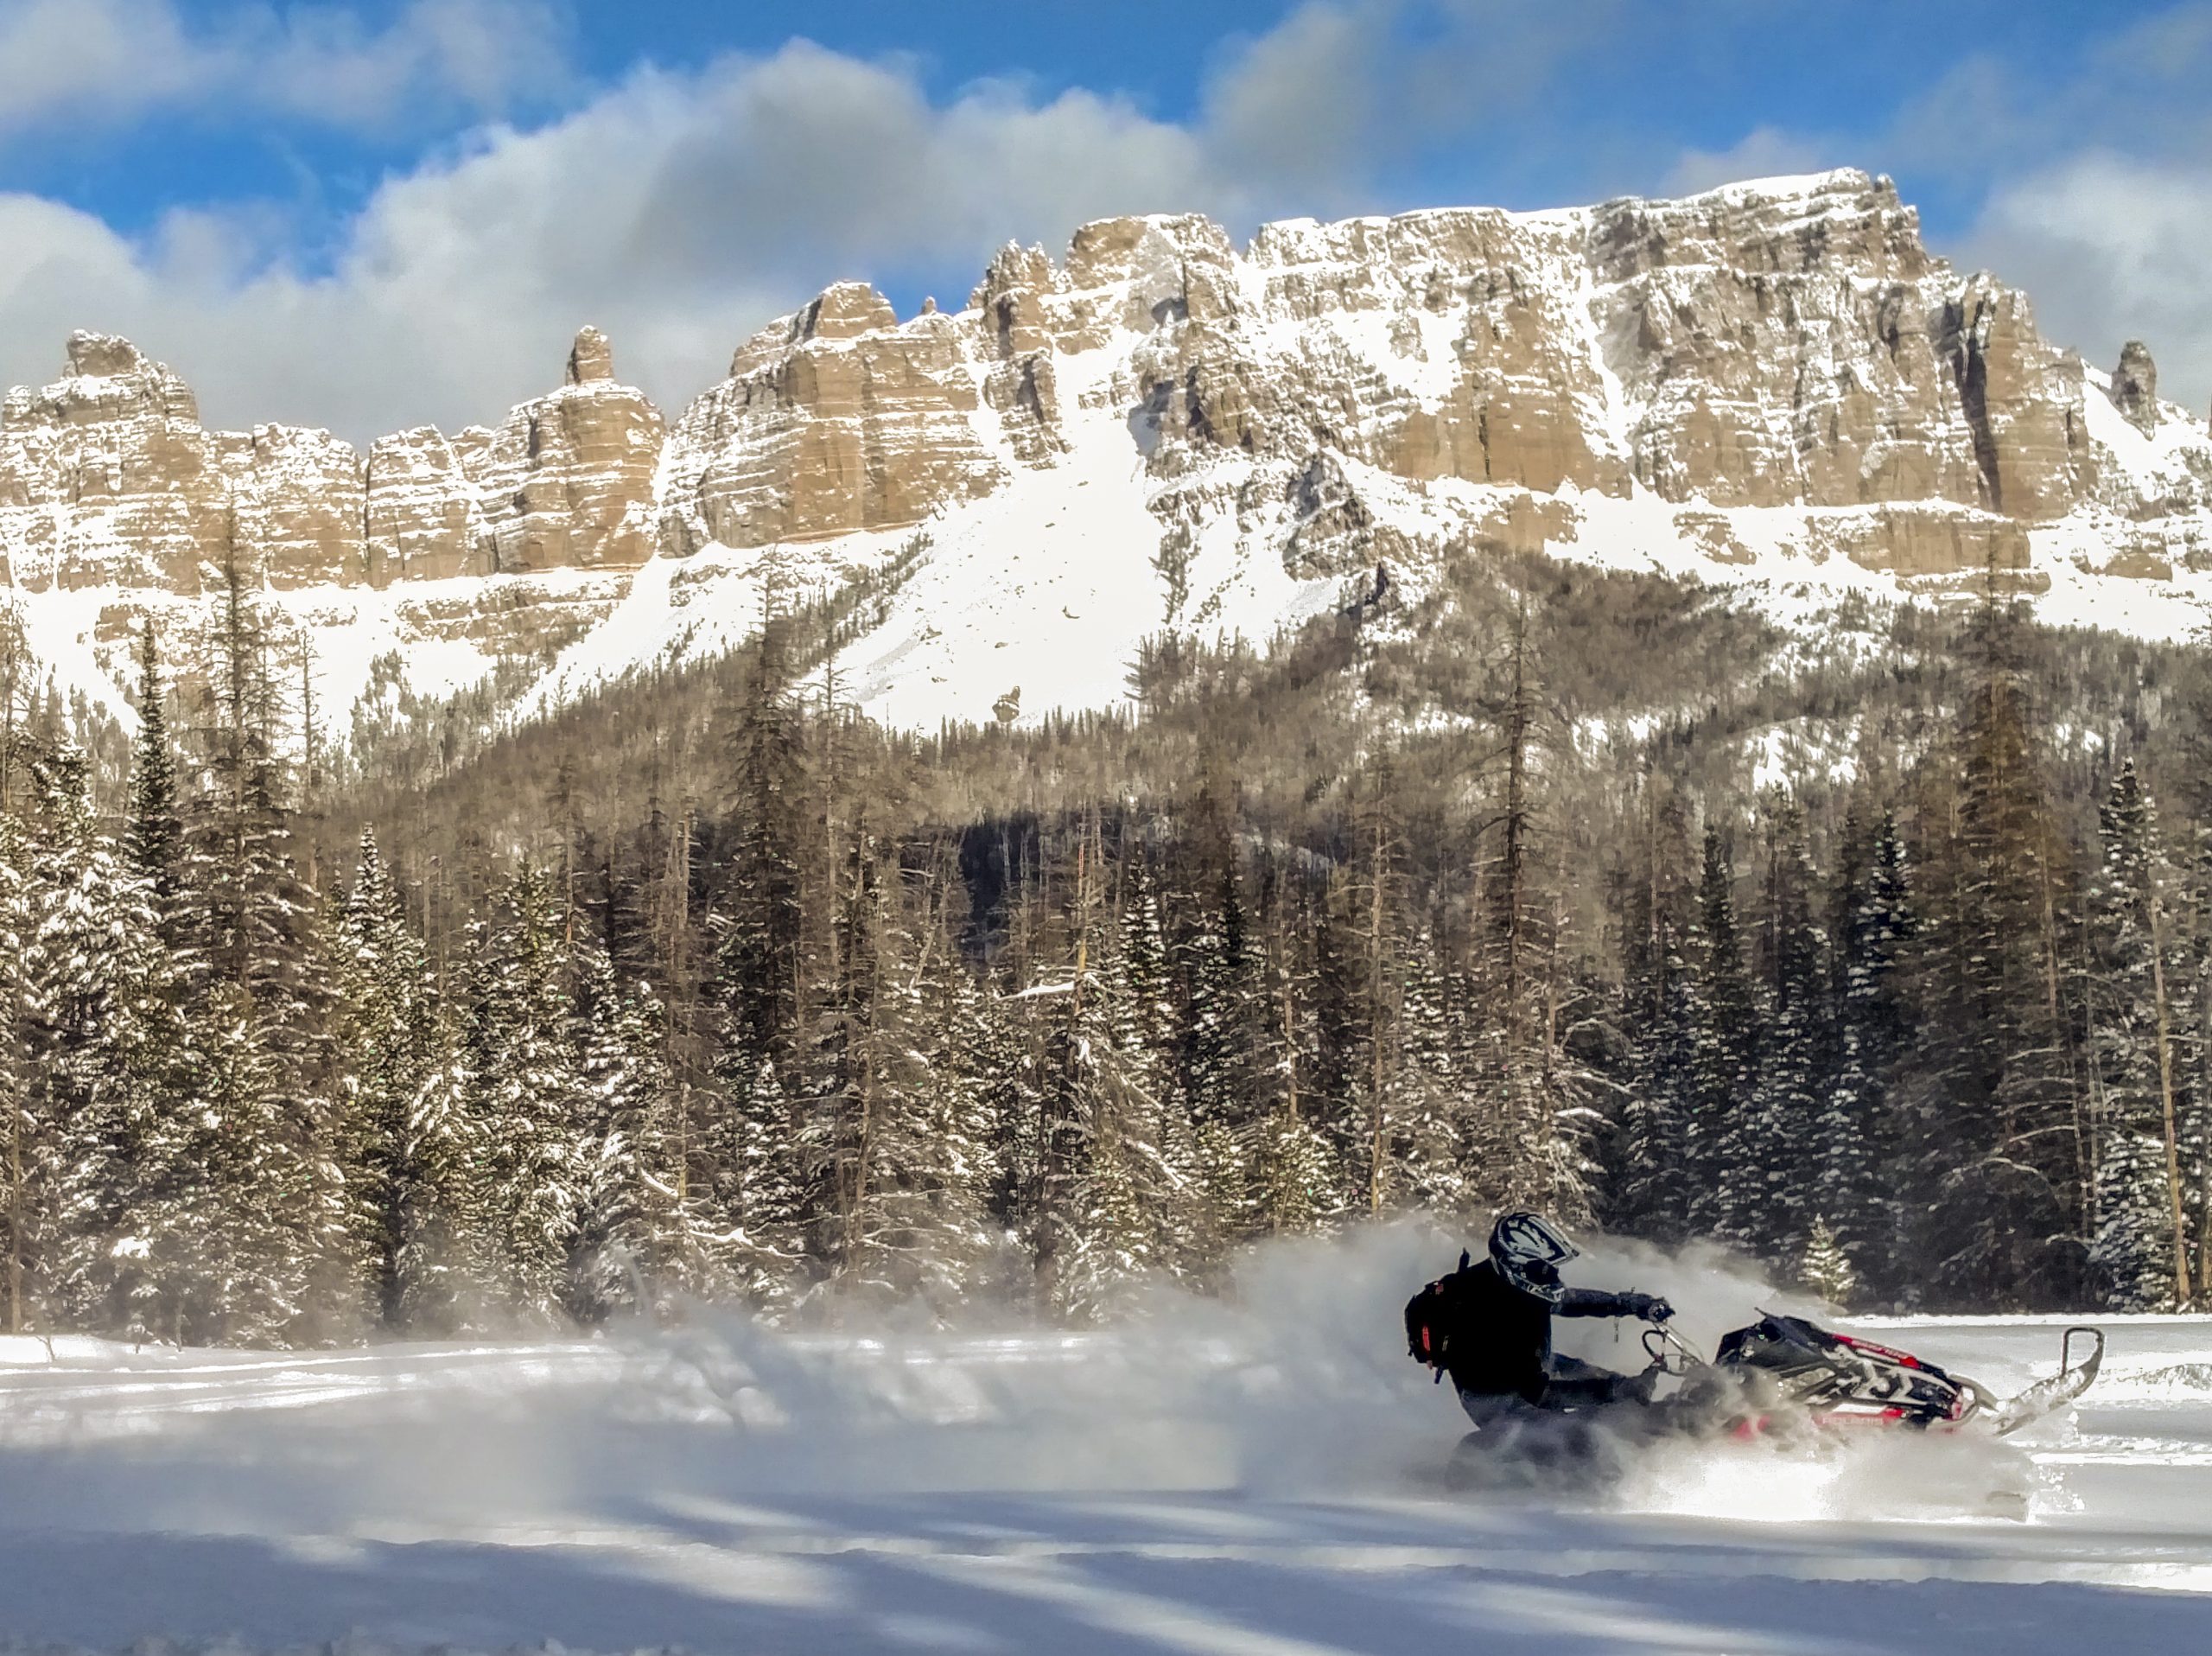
<box><xmin>1645</xmin><ymin>1313</ymin><xmax>2105</xmax><ymax>1439</ymax></box>
<box><xmin>1438</xmin><ymin>1313</ymin><xmax>2104</xmax><ymax>1494</ymax></box>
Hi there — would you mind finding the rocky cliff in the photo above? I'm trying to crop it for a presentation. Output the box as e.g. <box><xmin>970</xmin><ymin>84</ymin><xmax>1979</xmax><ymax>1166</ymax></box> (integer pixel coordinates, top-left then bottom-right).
<box><xmin>5</xmin><ymin>169</ymin><xmax>2209</xmax><ymax>737</ymax></box>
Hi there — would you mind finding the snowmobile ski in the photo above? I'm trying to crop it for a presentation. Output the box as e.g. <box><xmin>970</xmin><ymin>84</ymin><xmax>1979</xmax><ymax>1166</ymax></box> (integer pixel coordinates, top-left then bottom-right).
<box><xmin>1987</xmin><ymin>1325</ymin><xmax>2104</xmax><ymax>1437</ymax></box>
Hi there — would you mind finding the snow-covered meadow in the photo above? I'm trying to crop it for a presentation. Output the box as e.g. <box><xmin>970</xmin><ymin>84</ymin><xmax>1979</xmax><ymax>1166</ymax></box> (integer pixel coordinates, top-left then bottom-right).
<box><xmin>2</xmin><ymin>1226</ymin><xmax>2209</xmax><ymax>1655</ymax></box>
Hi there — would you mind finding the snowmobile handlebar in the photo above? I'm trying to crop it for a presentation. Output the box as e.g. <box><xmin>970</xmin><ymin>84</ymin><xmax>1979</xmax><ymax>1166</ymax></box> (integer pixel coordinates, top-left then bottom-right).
<box><xmin>1641</xmin><ymin>1321</ymin><xmax>1705</xmax><ymax>1376</ymax></box>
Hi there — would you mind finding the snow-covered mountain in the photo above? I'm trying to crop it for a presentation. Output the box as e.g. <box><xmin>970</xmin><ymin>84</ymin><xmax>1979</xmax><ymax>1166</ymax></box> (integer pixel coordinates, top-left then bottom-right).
<box><xmin>6</xmin><ymin>168</ymin><xmax>2209</xmax><ymax>742</ymax></box>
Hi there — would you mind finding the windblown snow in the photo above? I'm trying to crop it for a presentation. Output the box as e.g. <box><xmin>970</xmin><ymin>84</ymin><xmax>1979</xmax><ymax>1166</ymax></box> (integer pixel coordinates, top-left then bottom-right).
<box><xmin>1</xmin><ymin>1226</ymin><xmax>2209</xmax><ymax>1654</ymax></box>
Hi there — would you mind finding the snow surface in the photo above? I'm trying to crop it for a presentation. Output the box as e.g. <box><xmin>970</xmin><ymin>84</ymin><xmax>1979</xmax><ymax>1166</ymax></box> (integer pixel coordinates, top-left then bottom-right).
<box><xmin>2</xmin><ymin>1226</ymin><xmax>2209</xmax><ymax>1654</ymax></box>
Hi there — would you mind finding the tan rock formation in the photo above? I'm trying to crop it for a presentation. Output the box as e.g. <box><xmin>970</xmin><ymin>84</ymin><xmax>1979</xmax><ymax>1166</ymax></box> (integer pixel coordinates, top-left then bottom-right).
<box><xmin>6</xmin><ymin>170</ymin><xmax>2212</xmax><ymax>742</ymax></box>
<box><xmin>2111</xmin><ymin>341</ymin><xmax>2158</xmax><ymax>436</ymax></box>
<box><xmin>0</xmin><ymin>327</ymin><xmax>665</xmax><ymax>598</ymax></box>
<box><xmin>661</xmin><ymin>283</ymin><xmax>1002</xmax><ymax>551</ymax></box>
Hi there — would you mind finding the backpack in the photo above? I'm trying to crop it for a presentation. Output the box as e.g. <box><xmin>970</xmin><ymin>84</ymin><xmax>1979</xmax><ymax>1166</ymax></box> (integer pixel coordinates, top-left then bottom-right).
<box><xmin>1404</xmin><ymin>1250</ymin><xmax>1473</xmax><ymax>1377</ymax></box>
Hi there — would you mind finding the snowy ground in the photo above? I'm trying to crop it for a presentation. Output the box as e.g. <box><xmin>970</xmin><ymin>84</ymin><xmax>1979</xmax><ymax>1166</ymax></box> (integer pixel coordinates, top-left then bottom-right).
<box><xmin>3</xmin><ymin>1231</ymin><xmax>2210</xmax><ymax>1654</ymax></box>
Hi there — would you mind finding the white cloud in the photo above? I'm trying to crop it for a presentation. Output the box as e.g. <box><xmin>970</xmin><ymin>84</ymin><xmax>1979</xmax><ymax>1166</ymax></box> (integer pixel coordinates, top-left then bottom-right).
<box><xmin>1660</xmin><ymin>3</ymin><xmax>2212</xmax><ymax>413</ymax></box>
<box><xmin>1664</xmin><ymin>127</ymin><xmax>1834</xmax><ymax>197</ymax></box>
<box><xmin>0</xmin><ymin>0</ymin><xmax>213</xmax><ymax>131</ymax></box>
<box><xmin>0</xmin><ymin>0</ymin><xmax>571</xmax><ymax>137</ymax></box>
<box><xmin>3</xmin><ymin>0</ymin><xmax>2201</xmax><ymax>449</ymax></box>
<box><xmin>0</xmin><ymin>41</ymin><xmax>1249</xmax><ymax>444</ymax></box>
<box><xmin>1967</xmin><ymin>153</ymin><xmax>2212</xmax><ymax>417</ymax></box>
<box><xmin>1202</xmin><ymin>2</ymin><xmax>1386</xmax><ymax>199</ymax></box>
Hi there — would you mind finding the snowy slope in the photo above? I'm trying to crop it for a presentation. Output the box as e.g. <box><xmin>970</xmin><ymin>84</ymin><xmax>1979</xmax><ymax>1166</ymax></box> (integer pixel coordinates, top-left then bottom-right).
<box><xmin>13</xmin><ymin>171</ymin><xmax>2212</xmax><ymax>748</ymax></box>
<box><xmin>3</xmin><ymin>1231</ymin><xmax>2210</xmax><ymax>1653</ymax></box>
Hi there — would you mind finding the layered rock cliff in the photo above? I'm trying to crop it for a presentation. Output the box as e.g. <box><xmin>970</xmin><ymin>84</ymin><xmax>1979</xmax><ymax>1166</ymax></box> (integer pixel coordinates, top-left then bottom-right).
<box><xmin>4</xmin><ymin>169</ymin><xmax>2209</xmax><ymax>736</ymax></box>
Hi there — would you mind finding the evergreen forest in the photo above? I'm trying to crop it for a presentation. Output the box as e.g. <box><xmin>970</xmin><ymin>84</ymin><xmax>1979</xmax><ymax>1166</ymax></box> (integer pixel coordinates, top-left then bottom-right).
<box><xmin>3</xmin><ymin>542</ymin><xmax>2208</xmax><ymax>1346</ymax></box>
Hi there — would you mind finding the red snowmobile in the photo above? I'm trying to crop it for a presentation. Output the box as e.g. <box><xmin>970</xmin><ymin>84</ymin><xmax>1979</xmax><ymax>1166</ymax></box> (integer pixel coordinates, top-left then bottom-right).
<box><xmin>1649</xmin><ymin>1313</ymin><xmax>2105</xmax><ymax>1438</ymax></box>
<box><xmin>1439</xmin><ymin>1313</ymin><xmax>2104</xmax><ymax>1493</ymax></box>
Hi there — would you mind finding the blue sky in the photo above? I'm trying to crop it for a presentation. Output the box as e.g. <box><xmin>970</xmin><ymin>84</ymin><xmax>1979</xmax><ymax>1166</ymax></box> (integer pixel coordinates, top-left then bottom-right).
<box><xmin>0</xmin><ymin>0</ymin><xmax>2204</xmax><ymax>440</ymax></box>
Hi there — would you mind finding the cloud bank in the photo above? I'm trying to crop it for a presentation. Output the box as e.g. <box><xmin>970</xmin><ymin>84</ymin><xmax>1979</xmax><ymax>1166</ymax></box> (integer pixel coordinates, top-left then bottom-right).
<box><xmin>0</xmin><ymin>0</ymin><xmax>2202</xmax><ymax>445</ymax></box>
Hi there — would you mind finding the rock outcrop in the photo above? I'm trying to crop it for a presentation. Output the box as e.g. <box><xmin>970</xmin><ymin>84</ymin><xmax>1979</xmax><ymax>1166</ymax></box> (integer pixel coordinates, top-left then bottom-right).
<box><xmin>4</xmin><ymin>169</ymin><xmax>2211</xmax><ymax>739</ymax></box>
<box><xmin>2111</xmin><ymin>341</ymin><xmax>2159</xmax><ymax>436</ymax></box>
<box><xmin>0</xmin><ymin>326</ymin><xmax>664</xmax><ymax>596</ymax></box>
<box><xmin>659</xmin><ymin>285</ymin><xmax>1001</xmax><ymax>553</ymax></box>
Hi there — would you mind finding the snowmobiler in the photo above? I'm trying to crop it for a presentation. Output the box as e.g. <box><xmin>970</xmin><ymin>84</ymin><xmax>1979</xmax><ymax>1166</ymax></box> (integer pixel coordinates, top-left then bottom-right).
<box><xmin>1404</xmin><ymin>1212</ymin><xmax>1675</xmax><ymax>1425</ymax></box>
<box><xmin>1407</xmin><ymin>1223</ymin><xmax>2107</xmax><ymax>1488</ymax></box>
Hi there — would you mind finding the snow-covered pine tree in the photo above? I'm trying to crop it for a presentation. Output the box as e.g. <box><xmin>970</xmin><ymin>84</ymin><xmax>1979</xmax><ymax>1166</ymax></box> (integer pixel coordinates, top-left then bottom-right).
<box><xmin>17</xmin><ymin>748</ymin><xmax>176</xmax><ymax>1334</ymax></box>
<box><xmin>1746</xmin><ymin>799</ymin><xmax>1828</xmax><ymax>1264</ymax></box>
<box><xmin>125</xmin><ymin>623</ymin><xmax>186</xmax><ymax>944</ymax></box>
<box><xmin>1394</xmin><ymin>929</ymin><xmax>1465</xmax><ymax>1213</ymax></box>
<box><xmin>1101</xmin><ymin>839</ymin><xmax>1205</xmax><ymax>1274</ymax></box>
<box><xmin>890</xmin><ymin>862</ymin><xmax>1000</xmax><ymax>1308</ymax></box>
<box><xmin>1617</xmin><ymin>929</ymin><xmax>1694</xmax><ymax>1243</ymax></box>
<box><xmin>1039</xmin><ymin>818</ymin><xmax>1155</xmax><ymax>1313</ymax></box>
<box><xmin>111</xmin><ymin>627</ymin><xmax>202</xmax><ymax>1341</ymax></box>
<box><xmin>1248</xmin><ymin>879</ymin><xmax>1338</xmax><ymax>1238</ymax></box>
<box><xmin>715</xmin><ymin>596</ymin><xmax>806</xmax><ymax>1096</ymax></box>
<box><xmin>1177</xmin><ymin>859</ymin><xmax>1262</xmax><ymax>1261</ymax></box>
<box><xmin>1688</xmin><ymin>827</ymin><xmax>1759</xmax><ymax>1247</ymax></box>
<box><xmin>1904</xmin><ymin>565</ymin><xmax>2084</xmax><ymax>1309</ymax></box>
<box><xmin>1306</xmin><ymin>890</ymin><xmax>1372</xmax><ymax>1215</ymax></box>
<box><xmin>2085</xmin><ymin>761</ymin><xmax>2191</xmax><ymax>1307</ymax></box>
<box><xmin>1817</xmin><ymin>809</ymin><xmax>1914</xmax><ymax>1294</ymax></box>
<box><xmin>568</xmin><ymin>941</ymin><xmax>677</xmax><ymax>1323</ymax></box>
<box><xmin>832</xmin><ymin>851</ymin><xmax>995</xmax><ymax>1309</ymax></box>
<box><xmin>1250</xmin><ymin>1101</ymin><xmax>1335</xmax><ymax>1236</ymax></box>
<box><xmin>392</xmin><ymin>1010</ymin><xmax>478</xmax><ymax>1334</ymax></box>
<box><xmin>2088</xmin><ymin>1131</ymin><xmax>2178</xmax><ymax>1311</ymax></box>
<box><xmin>1611</xmin><ymin>784</ymin><xmax>1695</xmax><ymax>1242</ymax></box>
<box><xmin>330</xmin><ymin>828</ymin><xmax>444</xmax><ymax>1328</ymax></box>
<box><xmin>177</xmin><ymin>536</ymin><xmax>343</xmax><ymax>1343</ymax></box>
<box><xmin>1799</xmin><ymin>1214</ymin><xmax>1857</xmax><ymax>1307</ymax></box>
<box><xmin>0</xmin><ymin>808</ymin><xmax>29</xmax><ymax>1337</ymax></box>
<box><xmin>463</xmin><ymin>864</ymin><xmax>585</xmax><ymax>1323</ymax></box>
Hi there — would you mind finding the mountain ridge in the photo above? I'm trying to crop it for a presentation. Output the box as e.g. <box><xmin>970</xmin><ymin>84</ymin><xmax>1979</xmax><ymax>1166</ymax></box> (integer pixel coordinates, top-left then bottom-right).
<box><xmin>3</xmin><ymin>168</ymin><xmax>2208</xmax><ymax>745</ymax></box>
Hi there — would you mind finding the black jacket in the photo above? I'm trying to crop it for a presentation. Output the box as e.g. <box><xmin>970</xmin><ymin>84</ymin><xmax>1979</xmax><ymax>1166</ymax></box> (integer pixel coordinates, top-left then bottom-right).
<box><xmin>1407</xmin><ymin>1258</ymin><xmax>1649</xmax><ymax>1404</ymax></box>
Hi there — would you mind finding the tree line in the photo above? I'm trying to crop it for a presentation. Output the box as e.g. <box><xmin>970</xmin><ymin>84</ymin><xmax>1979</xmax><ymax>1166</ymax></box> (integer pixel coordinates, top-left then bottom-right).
<box><xmin>1</xmin><ymin>552</ymin><xmax>2206</xmax><ymax>1346</ymax></box>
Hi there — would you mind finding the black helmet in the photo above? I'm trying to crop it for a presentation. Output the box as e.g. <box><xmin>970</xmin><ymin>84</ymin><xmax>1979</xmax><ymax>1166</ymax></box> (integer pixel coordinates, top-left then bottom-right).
<box><xmin>1490</xmin><ymin>1211</ymin><xmax>1577</xmax><ymax>1303</ymax></box>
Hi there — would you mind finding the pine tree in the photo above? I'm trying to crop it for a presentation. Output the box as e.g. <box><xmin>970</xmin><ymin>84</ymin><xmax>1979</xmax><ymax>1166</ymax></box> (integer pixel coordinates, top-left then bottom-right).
<box><xmin>1800</xmin><ymin>1214</ymin><xmax>1858</xmax><ymax>1307</ymax></box>
<box><xmin>176</xmin><ymin>538</ymin><xmax>340</xmax><ymax>1343</ymax></box>
<box><xmin>464</xmin><ymin>865</ymin><xmax>584</xmax><ymax>1322</ymax></box>
<box><xmin>331</xmin><ymin>829</ymin><xmax>442</xmax><ymax>1328</ymax></box>
<box><xmin>1905</xmin><ymin>569</ymin><xmax>2084</xmax><ymax>1308</ymax></box>
<box><xmin>112</xmin><ymin>630</ymin><xmax>200</xmax><ymax>1340</ymax></box>
<box><xmin>568</xmin><ymin>941</ymin><xmax>677</xmax><ymax>1322</ymax></box>
<box><xmin>1820</xmin><ymin>809</ymin><xmax>1913</xmax><ymax>1291</ymax></box>
<box><xmin>1178</xmin><ymin>859</ymin><xmax>1262</xmax><ymax>1258</ymax></box>
<box><xmin>2085</xmin><ymin>761</ymin><xmax>2192</xmax><ymax>1307</ymax></box>
<box><xmin>1746</xmin><ymin>799</ymin><xmax>1828</xmax><ymax>1264</ymax></box>
<box><xmin>1393</xmin><ymin>931</ymin><xmax>1465</xmax><ymax>1213</ymax></box>
<box><xmin>715</xmin><ymin>600</ymin><xmax>806</xmax><ymax>1093</ymax></box>
<box><xmin>1611</xmin><ymin>785</ymin><xmax>1695</xmax><ymax>1241</ymax></box>
<box><xmin>715</xmin><ymin>1056</ymin><xmax>807</xmax><ymax>1311</ymax></box>
<box><xmin>18</xmin><ymin>748</ymin><xmax>178</xmax><ymax>1334</ymax></box>
<box><xmin>2088</xmin><ymin>1131</ymin><xmax>2177</xmax><ymax>1311</ymax></box>
<box><xmin>1688</xmin><ymin>827</ymin><xmax>1759</xmax><ymax>1247</ymax></box>
<box><xmin>1251</xmin><ymin>1102</ymin><xmax>1336</xmax><ymax>1235</ymax></box>
<box><xmin>393</xmin><ymin>1012</ymin><xmax>478</xmax><ymax>1334</ymax></box>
